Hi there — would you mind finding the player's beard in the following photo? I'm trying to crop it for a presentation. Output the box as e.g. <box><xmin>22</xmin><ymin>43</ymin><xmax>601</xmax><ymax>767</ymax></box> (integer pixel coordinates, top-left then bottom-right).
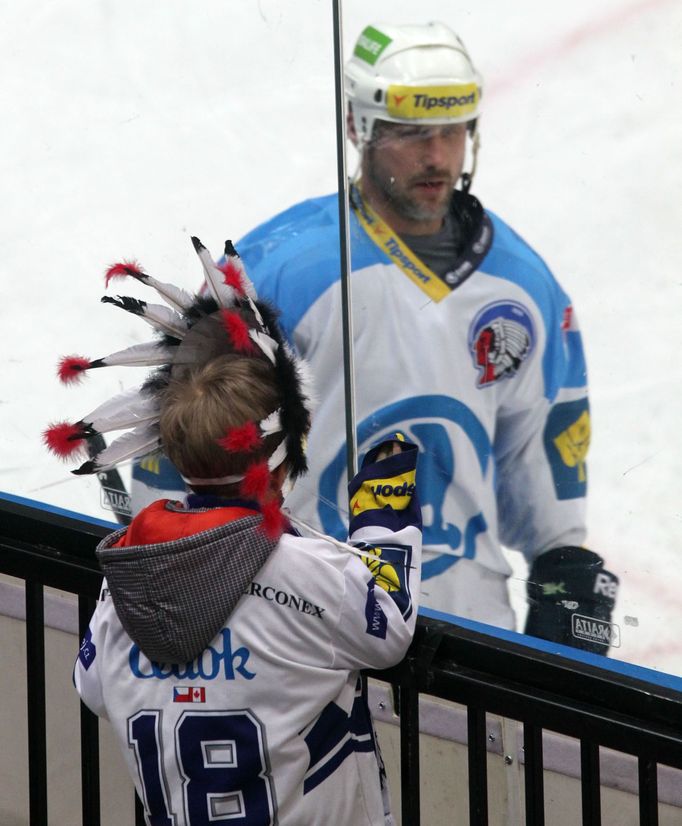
<box><xmin>366</xmin><ymin>153</ymin><xmax>454</xmax><ymax>225</ymax></box>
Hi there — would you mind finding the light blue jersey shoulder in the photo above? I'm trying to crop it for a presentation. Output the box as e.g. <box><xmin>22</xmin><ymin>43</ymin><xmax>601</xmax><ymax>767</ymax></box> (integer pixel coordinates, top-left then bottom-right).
<box><xmin>483</xmin><ymin>211</ymin><xmax>570</xmax><ymax>319</ymax></box>
<box><xmin>237</xmin><ymin>193</ymin><xmax>386</xmax><ymax>339</ymax></box>
<box><xmin>482</xmin><ymin>211</ymin><xmax>586</xmax><ymax>396</ymax></box>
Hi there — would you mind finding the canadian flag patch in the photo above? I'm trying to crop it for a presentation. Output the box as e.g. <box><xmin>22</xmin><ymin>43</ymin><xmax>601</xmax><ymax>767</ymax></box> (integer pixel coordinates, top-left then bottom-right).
<box><xmin>173</xmin><ymin>686</ymin><xmax>206</xmax><ymax>703</ymax></box>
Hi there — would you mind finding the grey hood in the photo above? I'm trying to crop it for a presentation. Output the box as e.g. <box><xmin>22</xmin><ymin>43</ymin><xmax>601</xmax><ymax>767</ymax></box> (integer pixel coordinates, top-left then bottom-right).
<box><xmin>96</xmin><ymin>510</ymin><xmax>277</xmax><ymax>664</ymax></box>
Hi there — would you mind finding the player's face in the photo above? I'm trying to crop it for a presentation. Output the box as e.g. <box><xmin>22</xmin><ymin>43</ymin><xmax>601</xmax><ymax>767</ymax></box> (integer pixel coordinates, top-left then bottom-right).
<box><xmin>363</xmin><ymin>121</ymin><xmax>468</xmax><ymax>234</ymax></box>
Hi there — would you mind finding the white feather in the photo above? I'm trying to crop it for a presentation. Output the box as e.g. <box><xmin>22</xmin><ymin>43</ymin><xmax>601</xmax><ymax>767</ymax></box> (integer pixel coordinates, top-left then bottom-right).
<box><xmin>81</xmin><ymin>387</ymin><xmax>159</xmax><ymax>434</ymax></box>
<box><xmin>138</xmin><ymin>274</ymin><xmax>195</xmax><ymax>312</ymax></box>
<box><xmin>193</xmin><ymin>237</ymin><xmax>239</xmax><ymax>308</ymax></box>
<box><xmin>227</xmin><ymin>252</ymin><xmax>258</xmax><ymax>300</ymax></box>
<box><xmin>294</xmin><ymin>356</ymin><xmax>317</xmax><ymax>412</ymax></box>
<box><xmin>249</xmin><ymin>330</ymin><xmax>278</xmax><ymax>363</ymax></box>
<box><xmin>247</xmin><ymin>297</ymin><xmax>265</xmax><ymax>328</ymax></box>
<box><xmin>134</xmin><ymin>301</ymin><xmax>190</xmax><ymax>339</ymax></box>
<box><xmin>100</xmin><ymin>340</ymin><xmax>175</xmax><ymax>368</ymax></box>
<box><xmin>259</xmin><ymin>409</ymin><xmax>282</xmax><ymax>437</ymax></box>
<box><xmin>91</xmin><ymin>424</ymin><xmax>161</xmax><ymax>471</ymax></box>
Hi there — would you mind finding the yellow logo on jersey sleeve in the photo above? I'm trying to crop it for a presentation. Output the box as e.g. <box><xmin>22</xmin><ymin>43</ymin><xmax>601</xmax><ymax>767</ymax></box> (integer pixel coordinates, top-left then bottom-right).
<box><xmin>553</xmin><ymin>410</ymin><xmax>591</xmax><ymax>482</ymax></box>
<box><xmin>362</xmin><ymin>547</ymin><xmax>401</xmax><ymax>593</ymax></box>
<box><xmin>139</xmin><ymin>454</ymin><xmax>161</xmax><ymax>475</ymax></box>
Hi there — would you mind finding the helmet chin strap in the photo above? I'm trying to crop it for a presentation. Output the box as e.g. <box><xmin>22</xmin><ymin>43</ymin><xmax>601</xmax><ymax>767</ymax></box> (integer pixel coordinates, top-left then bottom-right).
<box><xmin>460</xmin><ymin>128</ymin><xmax>481</xmax><ymax>194</ymax></box>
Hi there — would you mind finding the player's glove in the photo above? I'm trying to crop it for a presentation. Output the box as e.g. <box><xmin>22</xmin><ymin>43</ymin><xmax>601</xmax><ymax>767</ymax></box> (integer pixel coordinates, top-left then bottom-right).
<box><xmin>524</xmin><ymin>546</ymin><xmax>619</xmax><ymax>655</ymax></box>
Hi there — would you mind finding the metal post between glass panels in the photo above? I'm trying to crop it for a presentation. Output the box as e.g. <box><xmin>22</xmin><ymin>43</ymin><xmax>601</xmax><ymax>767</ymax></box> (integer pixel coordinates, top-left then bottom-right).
<box><xmin>467</xmin><ymin>706</ymin><xmax>488</xmax><ymax>826</ymax></box>
<box><xmin>523</xmin><ymin>722</ymin><xmax>545</xmax><ymax>826</ymax></box>
<box><xmin>25</xmin><ymin>581</ymin><xmax>48</xmax><ymax>826</ymax></box>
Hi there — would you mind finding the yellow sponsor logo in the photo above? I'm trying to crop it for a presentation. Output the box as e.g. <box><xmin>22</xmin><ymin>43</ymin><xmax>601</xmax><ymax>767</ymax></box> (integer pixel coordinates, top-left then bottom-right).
<box><xmin>362</xmin><ymin>547</ymin><xmax>401</xmax><ymax>593</ymax></box>
<box><xmin>386</xmin><ymin>83</ymin><xmax>479</xmax><ymax>120</ymax></box>
<box><xmin>139</xmin><ymin>454</ymin><xmax>161</xmax><ymax>475</ymax></box>
<box><xmin>350</xmin><ymin>470</ymin><xmax>416</xmax><ymax>515</ymax></box>
<box><xmin>553</xmin><ymin>410</ymin><xmax>591</xmax><ymax>482</ymax></box>
<box><xmin>352</xmin><ymin>188</ymin><xmax>452</xmax><ymax>302</ymax></box>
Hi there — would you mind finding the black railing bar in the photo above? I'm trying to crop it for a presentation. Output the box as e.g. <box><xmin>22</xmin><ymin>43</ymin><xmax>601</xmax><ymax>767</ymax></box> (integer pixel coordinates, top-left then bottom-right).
<box><xmin>78</xmin><ymin>595</ymin><xmax>101</xmax><ymax>826</ymax></box>
<box><xmin>423</xmin><ymin>665</ymin><xmax>682</xmax><ymax>769</ymax></box>
<box><xmin>433</xmin><ymin>623</ymin><xmax>682</xmax><ymax>718</ymax></box>
<box><xmin>467</xmin><ymin>705</ymin><xmax>489</xmax><ymax>826</ymax></box>
<box><xmin>638</xmin><ymin>757</ymin><xmax>659</xmax><ymax>826</ymax></box>
<box><xmin>0</xmin><ymin>494</ymin><xmax>113</xmax><ymax>560</ymax></box>
<box><xmin>399</xmin><ymin>661</ymin><xmax>421</xmax><ymax>826</ymax></box>
<box><xmin>25</xmin><ymin>581</ymin><xmax>48</xmax><ymax>826</ymax></box>
<box><xmin>580</xmin><ymin>740</ymin><xmax>601</xmax><ymax>826</ymax></box>
<box><xmin>79</xmin><ymin>705</ymin><xmax>102</xmax><ymax>826</ymax></box>
<box><xmin>433</xmin><ymin>672</ymin><xmax>682</xmax><ymax>768</ymax></box>
<box><xmin>135</xmin><ymin>793</ymin><xmax>146</xmax><ymax>825</ymax></box>
<box><xmin>0</xmin><ymin>541</ymin><xmax>102</xmax><ymax>597</ymax></box>
<box><xmin>522</xmin><ymin>722</ymin><xmax>545</xmax><ymax>826</ymax></box>
<box><xmin>374</xmin><ymin>619</ymin><xmax>682</xmax><ymax>747</ymax></box>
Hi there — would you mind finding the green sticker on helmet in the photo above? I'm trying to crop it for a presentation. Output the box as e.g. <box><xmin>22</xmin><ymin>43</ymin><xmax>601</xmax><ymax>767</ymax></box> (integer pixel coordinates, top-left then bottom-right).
<box><xmin>354</xmin><ymin>26</ymin><xmax>392</xmax><ymax>66</ymax></box>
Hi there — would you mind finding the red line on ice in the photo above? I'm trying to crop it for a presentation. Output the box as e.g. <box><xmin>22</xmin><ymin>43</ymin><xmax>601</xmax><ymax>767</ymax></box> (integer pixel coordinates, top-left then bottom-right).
<box><xmin>487</xmin><ymin>0</ymin><xmax>675</xmax><ymax>99</ymax></box>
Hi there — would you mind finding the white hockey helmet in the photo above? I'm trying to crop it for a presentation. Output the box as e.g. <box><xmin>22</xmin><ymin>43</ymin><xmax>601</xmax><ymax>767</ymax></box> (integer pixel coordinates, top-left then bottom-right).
<box><xmin>345</xmin><ymin>22</ymin><xmax>483</xmax><ymax>145</ymax></box>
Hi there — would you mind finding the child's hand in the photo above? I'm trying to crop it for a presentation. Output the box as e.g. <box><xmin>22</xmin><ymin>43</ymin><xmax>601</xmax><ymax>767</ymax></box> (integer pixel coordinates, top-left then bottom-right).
<box><xmin>375</xmin><ymin>440</ymin><xmax>403</xmax><ymax>461</ymax></box>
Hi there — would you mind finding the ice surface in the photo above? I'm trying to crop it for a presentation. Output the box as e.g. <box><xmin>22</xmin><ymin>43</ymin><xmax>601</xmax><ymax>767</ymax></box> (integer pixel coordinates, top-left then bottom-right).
<box><xmin>1</xmin><ymin>0</ymin><xmax>680</xmax><ymax>676</ymax></box>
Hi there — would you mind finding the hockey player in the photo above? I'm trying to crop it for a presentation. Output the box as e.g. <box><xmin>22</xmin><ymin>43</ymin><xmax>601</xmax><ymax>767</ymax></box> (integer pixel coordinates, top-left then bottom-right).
<box><xmin>229</xmin><ymin>21</ymin><xmax>619</xmax><ymax>653</ymax></box>
<box><xmin>46</xmin><ymin>238</ymin><xmax>422</xmax><ymax>825</ymax></box>
<box><xmin>127</xmin><ymin>22</ymin><xmax>618</xmax><ymax>654</ymax></box>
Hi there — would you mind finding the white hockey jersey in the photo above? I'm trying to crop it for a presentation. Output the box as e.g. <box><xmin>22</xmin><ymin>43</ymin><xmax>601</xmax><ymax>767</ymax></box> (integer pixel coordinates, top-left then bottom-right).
<box><xmin>235</xmin><ymin>187</ymin><xmax>590</xmax><ymax>624</ymax></box>
<box><xmin>75</xmin><ymin>441</ymin><xmax>422</xmax><ymax>826</ymax></box>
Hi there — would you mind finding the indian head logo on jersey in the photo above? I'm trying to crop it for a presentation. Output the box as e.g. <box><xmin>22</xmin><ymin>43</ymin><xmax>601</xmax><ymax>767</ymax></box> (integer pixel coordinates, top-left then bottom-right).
<box><xmin>469</xmin><ymin>301</ymin><xmax>535</xmax><ymax>387</ymax></box>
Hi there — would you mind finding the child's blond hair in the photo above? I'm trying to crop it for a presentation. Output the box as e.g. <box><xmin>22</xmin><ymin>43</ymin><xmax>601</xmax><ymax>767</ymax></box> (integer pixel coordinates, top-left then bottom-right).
<box><xmin>160</xmin><ymin>354</ymin><xmax>282</xmax><ymax>485</ymax></box>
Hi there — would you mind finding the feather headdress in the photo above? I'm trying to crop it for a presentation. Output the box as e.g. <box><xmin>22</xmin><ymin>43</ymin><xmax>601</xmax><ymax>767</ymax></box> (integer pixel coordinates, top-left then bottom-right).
<box><xmin>44</xmin><ymin>237</ymin><xmax>314</xmax><ymax>538</ymax></box>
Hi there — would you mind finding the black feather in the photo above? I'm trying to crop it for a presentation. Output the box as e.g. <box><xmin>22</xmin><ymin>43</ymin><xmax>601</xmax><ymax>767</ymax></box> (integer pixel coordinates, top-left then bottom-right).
<box><xmin>72</xmin><ymin>460</ymin><xmax>98</xmax><ymax>476</ymax></box>
<box><xmin>184</xmin><ymin>294</ymin><xmax>219</xmax><ymax>324</ymax></box>
<box><xmin>101</xmin><ymin>295</ymin><xmax>148</xmax><ymax>316</ymax></box>
<box><xmin>142</xmin><ymin>366</ymin><xmax>172</xmax><ymax>395</ymax></box>
<box><xmin>256</xmin><ymin>299</ymin><xmax>310</xmax><ymax>478</ymax></box>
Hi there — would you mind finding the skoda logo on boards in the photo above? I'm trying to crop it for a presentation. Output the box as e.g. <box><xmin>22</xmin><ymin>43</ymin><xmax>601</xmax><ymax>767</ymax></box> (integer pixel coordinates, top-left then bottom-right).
<box><xmin>318</xmin><ymin>395</ymin><xmax>492</xmax><ymax>580</ymax></box>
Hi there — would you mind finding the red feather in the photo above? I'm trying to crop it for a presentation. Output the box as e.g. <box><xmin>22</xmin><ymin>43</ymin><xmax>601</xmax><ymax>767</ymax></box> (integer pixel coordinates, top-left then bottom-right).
<box><xmin>57</xmin><ymin>355</ymin><xmax>91</xmax><ymax>384</ymax></box>
<box><xmin>259</xmin><ymin>498</ymin><xmax>285</xmax><ymax>539</ymax></box>
<box><xmin>240</xmin><ymin>461</ymin><xmax>270</xmax><ymax>500</ymax></box>
<box><xmin>104</xmin><ymin>259</ymin><xmax>144</xmax><ymax>287</ymax></box>
<box><xmin>217</xmin><ymin>421</ymin><xmax>262</xmax><ymax>453</ymax></box>
<box><xmin>219</xmin><ymin>259</ymin><xmax>245</xmax><ymax>295</ymax></box>
<box><xmin>220</xmin><ymin>309</ymin><xmax>256</xmax><ymax>353</ymax></box>
<box><xmin>43</xmin><ymin>422</ymin><xmax>85</xmax><ymax>458</ymax></box>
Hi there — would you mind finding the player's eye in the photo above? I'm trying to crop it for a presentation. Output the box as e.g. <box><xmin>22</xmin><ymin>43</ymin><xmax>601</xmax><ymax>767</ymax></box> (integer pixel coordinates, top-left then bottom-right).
<box><xmin>441</xmin><ymin>124</ymin><xmax>466</xmax><ymax>139</ymax></box>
